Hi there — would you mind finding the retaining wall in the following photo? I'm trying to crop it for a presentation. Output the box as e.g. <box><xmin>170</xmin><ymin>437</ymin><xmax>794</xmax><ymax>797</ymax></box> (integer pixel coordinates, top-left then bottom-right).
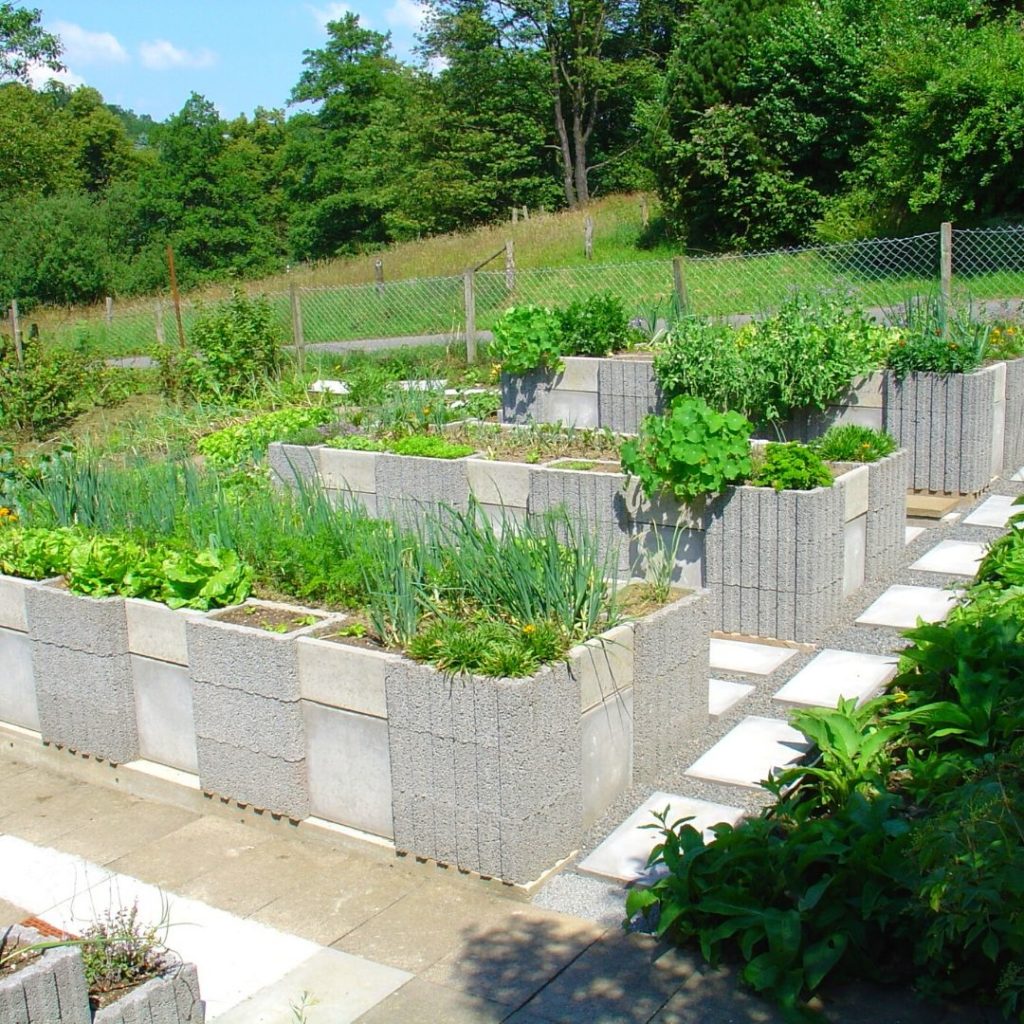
<box><xmin>500</xmin><ymin>356</ymin><xmax>1013</xmax><ymax>493</ymax></box>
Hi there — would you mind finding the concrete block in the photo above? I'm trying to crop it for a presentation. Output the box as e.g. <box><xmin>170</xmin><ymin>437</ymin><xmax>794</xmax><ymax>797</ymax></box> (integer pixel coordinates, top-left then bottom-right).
<box><xmin>581</xmin><ymin>688</ymin><xmax>633</xmax><ymax>829</ymax></box>
<box><xmin>94</xmin><ymin>964</ymin><xmax>205</xmax><ymax>1023</ymax></box>
<box><xmin>1003</xmin><ymin>358</ymin><xmax>1024</xmax><ymax>470</ymax></box>
<box><xmin>465</xmin><ymin>458</ymin><xmax>531</xmax><ymax>509</ymax></box>
<box><xmin>622</xmin><ymin>478</ymin><xmax>707</xmax><ymax>529</ymax></box>
<box><xmin>500</xmin><ymin>369</ymin><xmax>555</xmax><ymax>425</ymax></box>
<box><xmin>0</xmin><ymin>573</ymin><xmax>39</xmax><ymax>632</ymax></box>
<box><xmin>627</xmin><ymin>525</ymin><xmax>704</xmax><ymax>590</ymax></box>
<box><xmin>0</xmin><ymin>626</ymin><xmax>39</xmax><ymax>730</ymax></box>
<box><xmin>375</xmin><ymin>453</ymin><xmax>471</xmax><ymax>519</ymax></box>
<box><xmin>267</xmin><ymin>442</ymin><xmax>318</xmax><ymax>489</ymax></box>
<box><xmin>196</xmin><ymin>735</ymin><xmax>309</xmax><ymax>818</ymax></box>
<box><xmin>555</xmin><ymin>357</ymin><xmax>601</xmax><ymax>392</ymax></box>
<box><xmin>26</xmin><ymin>584</ymin><xmax>128</xmax><ymax>657</ymax></box>
<box><xmin>297</xmin><ymin>636</ymin><xmax>394</xmax><ymax>718</ymax></box>
<box><xmin>0</xmin><ymin>926</ymin><xmax>90</xmax><ymax>1024</ymax></box>
<box><xmin>838</xmin><ymin>464</ymin><xmax>870</xmax><ymax>521</ymax></box>
<box><xmin>571</xmin><ymin>624</ymin><xmax>634</xmax><ymax>712</ymax></box>
<box><xmin>303</xmin><ymin>702</ymin><xmax>393</xmax><ymax>838</ymax></box>
<box><xmin>192</xmin><ymin>680</ymin><xmax>304</xmax><ymax>759</ymax></box>
<box><xmin>596</xmin><ymin>358</ymin><xmax>662</xmax><ymax>433</ymax></box>
<box><xmin>132</xmin><ymin>655</ymin><xmax>198</xmax><ymax>773</ymax></box>
<box><xmin>844</xmin><ymin>371</ymin><xmax>885</xmax><ymax>408</ymax></box>
<box><xmin>125</xmin><ymin>599</ymin><xmax>199</xmax><ymax>666</ymax></box>
<box><xmin>316</xmin><ymin>446</ymin><xmax>377</xmax><ymax>494</ymax></box>
<box><xmin>843</xmin><ymin>515</ymin><xmax>867</xmax><ymax>598</ymax></box>
<box><xmin>545</xmin><ymin>390</ymin><xmax>599</xmax><ymax>427</ymax></box>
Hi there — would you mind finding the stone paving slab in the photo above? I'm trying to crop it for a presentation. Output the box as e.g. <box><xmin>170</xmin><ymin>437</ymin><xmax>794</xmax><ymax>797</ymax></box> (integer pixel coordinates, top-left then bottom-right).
<box><xmin>855</xmin><ymin>584</ymin><xmax>962</xmax><ymax>629</ymax></box>
<box><xmin>773</xmin><ymin>649</ymin><xmax>897</xmax><ymax>709</ymax></box>
<box><xmin>685</xmin><ymin>717</ymin><xmax>811</xmax><ymax>789</ymax></box>
<box><xmin>708</xmin><ymin>678</ymin><xmax>755</xmax><ymax>717</ymax></box>
<box><xmin>909</xmin><ymin>539</ymin><xmax>986</xmax><ymax>577</ymax></box>
<box><xmin>708</xmin><ymin>639</ymin><xmax>797</xmax><ymax>676</ymax></box>
<box><xmin>905</xmin><ymin>526</ymin><xmax>925</xmax><ymax>544</ymax></box>
<box><xmin>355</xmin><ymin>977</ymin><xmax>513</xmax><ymax>1023</ymax></box>
<box><xmin>0</xmin><ymin>897</ymin><xmax>28</xmax><ymax>927</ymax></box>
<box><xmin>963</xmin><ymin>493</ymin><xmax>1018</xmax><ymax>527</ymax></box>
<box><xmin>577</xmin><ymin>793</ymin><xmax>745</xmax><ymax>883</ymax></box>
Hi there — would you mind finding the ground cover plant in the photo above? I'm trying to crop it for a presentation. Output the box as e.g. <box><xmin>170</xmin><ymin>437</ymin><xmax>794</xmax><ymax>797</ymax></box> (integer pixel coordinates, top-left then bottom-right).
<box><xmin>627</xmin><ymin>498</ymin><xmax>1024</xmax><ymax>1019</ymax></box>
<box><xmin>810</xmin><ymin>425</ymin><xmax>897</xmax><ymax>463</ymax></box>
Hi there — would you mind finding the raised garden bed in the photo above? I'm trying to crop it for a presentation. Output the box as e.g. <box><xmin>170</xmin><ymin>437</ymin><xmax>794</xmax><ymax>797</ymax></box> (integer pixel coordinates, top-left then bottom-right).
<box><xmin>500</xmin><ymin>354</ymin><xmax>1024</xmax><ymax>495</ymax></box>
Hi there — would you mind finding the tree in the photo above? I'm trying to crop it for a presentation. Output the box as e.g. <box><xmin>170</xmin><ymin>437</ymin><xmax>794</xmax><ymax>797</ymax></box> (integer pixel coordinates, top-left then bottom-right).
<box><xmin>0</xmin><ymin>3</ymin><xmax>61</xmax><ymax>82</ymax></box>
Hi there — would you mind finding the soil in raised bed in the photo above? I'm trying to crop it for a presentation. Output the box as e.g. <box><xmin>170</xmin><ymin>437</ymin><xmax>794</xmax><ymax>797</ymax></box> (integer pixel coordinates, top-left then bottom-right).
<box><xmin>446</xmin><ymin>423</ymin><xmax>624</xmax><ymax>464</ymax></box>
<box><xmin>617</xmin><ymin>583</ymin><xmax>692</xmax><ymax>619</ymax></box>
<box><xmin>313</xmin><ymin>613</ymin><xmax>391</xmax><ymax>652</ymax></box>
<box><xmin>0</xmin><ymin>940</ymin><xmax>42</xmax><ymax>980</ymax></box>
<box><xmin>213</xmin><ymin>604</ymin><xmax>325</xmax><ymax>634</ymax></box>
<box><xmin>545</xmin><ymin>458</ymin><xmax>623</xmax><ymax>474</ymax></box>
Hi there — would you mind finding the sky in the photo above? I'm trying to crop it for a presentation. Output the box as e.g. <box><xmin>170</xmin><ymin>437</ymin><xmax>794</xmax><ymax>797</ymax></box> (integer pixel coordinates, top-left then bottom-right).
<box><xmin>27</xmin><ymin>1</ymin><xmax>429</xmax><ymax>121</ymax></box>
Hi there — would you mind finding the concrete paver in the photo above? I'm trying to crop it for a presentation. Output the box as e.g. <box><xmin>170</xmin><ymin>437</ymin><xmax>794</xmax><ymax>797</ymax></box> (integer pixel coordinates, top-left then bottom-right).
<box><xmin>355</xmin><ymin>977</ymin><xmax>514</xmax><ymax>1024</ymax></box>
<box><xmin>0</xmin><ymin>897</ymin><xmax>27</xmax><ymax>927</ymax></box>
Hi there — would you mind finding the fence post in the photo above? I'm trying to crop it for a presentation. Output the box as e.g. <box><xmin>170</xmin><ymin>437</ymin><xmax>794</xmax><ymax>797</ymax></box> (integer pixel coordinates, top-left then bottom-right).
<box><xmin>522</xmin><ymin>205</ymin><xmax>529</xmax><ymax>221</ymax></box>
<box><xmin>505</xmin><ymin>238</ymin><xmax>516</xmax><ymax>292</ymax></box>
<box><xmin>154</xmin><ymin>300</ymin><xmax>165</xmax><ymax>346</ymax></box>
<box><xmin>940</xmin><ymin>222</ymin><xmax>953</xmax><ymax>327</ymax></box>
<box><xmin>511</xmin><ymin>206</ymin><xmax>519</xmax><ymax>225</ymax></box>
<box><xmin>640</xmin><ymin>197</ymin><xmax>649</xmax><ymax>229</ymax></box>
<box><xmin>464</xmin><ymin>268</ymin><xmax>478</xmax><ymax>364</ymax></box>
<box><xmin>10</xmin><ymin>299</ymin><xmax>23</xmax><ymax>367</ymax></box>
<box><xmin>672</xmin><ymin>255</ymin><xmax>688</xmax><ymax>313</ymax></box>
<box><xmin>290</xmin><ymin>282</ymin><xmax>306</xmax><ymax>373</ymax></box>
<box><xmin>166</xmin><ymin>245</ymin><xmax>186</xmax><ymax>349</ymax></box>
<box><xmin>374</xmin><ymin>258</ymin><xmax>384</xmax><ymax>296</ymax></box>
<box><xmin>584</xmin><ymin>215</ymin><xmax>594</xmax><ymax>260</ymax></box>
<box><xmin>105</xmin><ymin>296</ymin><xmax>113</xmax><ymax>324</ymax></box>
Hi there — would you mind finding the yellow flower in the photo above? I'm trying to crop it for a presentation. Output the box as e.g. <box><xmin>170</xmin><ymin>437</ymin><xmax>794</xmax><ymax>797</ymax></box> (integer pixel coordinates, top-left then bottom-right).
<box><xmin>0</xmin><ymin>507</ymin><xmax>17</xmax><ymax>523</ymax></box>
<box><xmin>521</xmin><ymin>623</ymin><xmax>536</xmax><ymax>635</ymax></box>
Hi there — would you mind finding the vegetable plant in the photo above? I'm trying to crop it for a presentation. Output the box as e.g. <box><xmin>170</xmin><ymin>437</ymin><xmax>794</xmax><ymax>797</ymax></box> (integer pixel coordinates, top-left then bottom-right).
<box><xmin>750</xmin><ymin>442</ymin><xmax>832</xmax><ymax>491</ymax></box>
<box><xmin>490</xmin><ymin>305</ymin><xmax>564</xmax><ymax>375</ymax></box>
<box><xmin>811</xmin><ymin>425</ymin><xmax>897</xmax><ymax>463</ymax></box>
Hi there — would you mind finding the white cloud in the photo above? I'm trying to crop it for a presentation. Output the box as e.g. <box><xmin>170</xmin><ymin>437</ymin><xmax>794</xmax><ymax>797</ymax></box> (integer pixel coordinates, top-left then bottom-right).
<box><xmin>52</xmin><ymin>21</ymin><xmax>128</xmax><ymax>66</ymax></box>
<box><xmin>138</xmin><ymin>40</ymin><xmax>217</xmax><ymax>71</ymax></box>
<box><xmin>386</xmin><ymin>0</ymin><xmax>426</xmax><ymax>32</ymax></box>
<box><xmin>308</xmin><ymin>3</ymin><xmax>360</xmax><ymax>31</ymax></box>
<box><xmin>27</xmin><ymin>61</ymin><xmax>86</xmax><ymax>89</ymax></box>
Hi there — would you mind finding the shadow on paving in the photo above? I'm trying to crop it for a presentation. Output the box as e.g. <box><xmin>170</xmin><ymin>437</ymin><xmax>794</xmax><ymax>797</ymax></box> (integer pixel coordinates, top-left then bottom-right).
<box><xmin>444</xmin><ymin>914</ymin><xmax>1006</xmax><ymax>1024</ymax></box>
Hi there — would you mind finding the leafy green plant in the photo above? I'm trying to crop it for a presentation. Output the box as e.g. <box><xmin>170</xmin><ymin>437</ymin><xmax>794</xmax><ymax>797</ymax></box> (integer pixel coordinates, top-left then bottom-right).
<box><xmin>750</xmin><ymin>443</ymin><xmax>832</xmax><ymax>491</ymax></box>
<box><xmin>558</xmin><ymin>292</ymin><xmax>637</xmax><ymax>356</ymax></box>
<box><xmin>886</xmin><ymin>297</ymin><xmax>990</xmax><ymax>377</ymax></box>
<box><xmin>0</xmin><ymin>347</ymin><xmax>104</xmax><ymax>438</ymax></box>
<box><xmin>388</xmin><ymin>435</ymin><xmax>475</xmax><ymax>459</ymax></box>
<box><xmin>80</xmin><ymin>902</ymin><xmax>169</xmax><ymax>1006</ymax></box>
<box><xmin>490</xmin><ymin>305</ymin><xmax>563</xmax><ymax>375</ymax></box>
<box><xmin>986</xmin><ymin>322</ymin><xmax>1024</xmax><ymax>361</ymax></box>
<box><xmin>197</xmin><ymin>406</ymin><xmax>335</xmax><ymax>467</ymax></box>
<box><xmin>620</xmin><ymin>396</ymin><xmax>753</xmax><ymax>503</ymax></box>
<box><xmin>811</xmin><ymin>425</ymin><xmax>897</xmax><ymax>463</ymax></box>
<box><xmin>325</xmin><ymin>434</ymin><xmax>388</xmax><ymax>452</ymax></box>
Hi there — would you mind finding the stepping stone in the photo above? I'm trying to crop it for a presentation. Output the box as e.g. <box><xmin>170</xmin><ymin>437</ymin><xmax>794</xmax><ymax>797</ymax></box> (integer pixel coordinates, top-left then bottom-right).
<box><xmin>964</xmin><ymin>494</ymin><xmax>1019</xmax><ymax>528</ymax></box>
<box><xmin>577</xmin><ymin>793</ymin><xmax>745</xmax><ymax>883</ymax></box>
<box><xmin>905</xmin><ymin>526</ymin><xmax>925</xmax><ymax>544</ymax></box>
<box><xmin>709</xmin><ymin>678</ymin><xmax>756</xmax><ymax>717</ymax></box>
<box><xmin>309</xmin><ymin>379</ymin><xmax>349</xmax><ymax>394</ymax></box>
<box><xmin>773</xmin><ymin>649</ymin><xmax>897</xmax><ymax>709</ymax></box>
<box><xmin>1011</xmin><ymin>467</ymin><xmax>1024</xmax><ymax>482</ymax></box>
<box><xmin>686</xmin><ymin>716</ymin><xmax>811</xmax><ymax>789</ymax></box>
<box><xmin>910</xmin><ymin>539</ymin><xmax>986</xmax><ymax>577</ymax></box>
<box><xmin>856</xmin><ymin>584</ymin><xmax>962</xmax><ymax>629</ymax></box>
<box><xmin>709</xmin><ymin>639</ymin><xmax>797</xmax><ymax>676</ymax></box>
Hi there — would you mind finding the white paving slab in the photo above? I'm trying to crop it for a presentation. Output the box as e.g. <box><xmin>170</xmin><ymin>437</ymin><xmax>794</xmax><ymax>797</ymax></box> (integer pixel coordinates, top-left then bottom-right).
<box><xmin>910</xmin><ymin>539</ymin><xmax>986</xmax><ymax>577</ymax></box>
<box><xmin>905</xmin><ymin>526</ymin><xmax>925</xmax><ymax>544</ymax></box>
<box><xmin>964</xmin><ymin>494</ymin><xmax>1019</xmax><ymax>528</ymax></box>
<box><xmin>309</xmin><ymin>379</ymin><xmax>349</xmax><ymax>395</ymax></box>
<box><xmin>709</xmin><ymin>639</ymin><xmax>797</xmax><ymax>676</ymax></box>
<box><xmin>577</xmin><ymin>792</ymin><xmax>745</xmax><ymax>883</ymax></box>
<box><xmin>941</xmin><ymin>511</ymin><xmax>961</xmax><ymax>523</ymax></box>
<box><xmin>709</xmin><ymin>678</ymin><xmax>756</xmax><ymax>717</ymax></box>
<box><xmin>685</xmin><ymin>716</ymin><xmax>811</xmax><ymax>789</ymax></box>
<box><xmin>0</xmin><ymin>836</ymin><xmax>410</xmax><ymax>1022</ymax></box>
<box><xmin>773</xmin><ymin>649</ymin><xmax>897</xmax><ymax>709</ymax></box>
<box><xmin>1011</xmin><ymin>466</ymin><xmax>1024</xmax><ymax>482</ymax></box>
<box><xmin>855</xmin><ymin>584</ymin><xmax>962</xmax><ymax>629</ymax></box>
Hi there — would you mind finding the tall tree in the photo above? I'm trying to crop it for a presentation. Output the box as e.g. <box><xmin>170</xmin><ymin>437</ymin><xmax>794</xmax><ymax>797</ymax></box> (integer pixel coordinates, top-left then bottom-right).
<box><xmin>0</xmin><ymin>3</ymin><xmax>61</xmax><ymax>82</ymax></box>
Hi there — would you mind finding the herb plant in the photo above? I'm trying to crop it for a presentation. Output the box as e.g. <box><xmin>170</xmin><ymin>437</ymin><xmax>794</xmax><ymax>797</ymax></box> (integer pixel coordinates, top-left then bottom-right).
<box><xmin>750</xmin><ymin>442</ymin><xmax>833</xmax><ymax>491</ymax></box>
<box><xmin>620</xmin><ymin>396</ymin><xmax>753</xmax><ymax>502</ymax></box>
<box><xmin>558</xmin><ymin>292</ymin><xmax>636</xmax><ymax>356</ymax></box>
<box><xmin>198</xmin><ymin>405</ymin><xmax>335</xmax><ymax>467</ymax></box>
<box><xmin>886</xmin><ymin>297</ymin><xmax>990</xmax><ymax>377</ymax></box>
<box><xmin>490</xmin><ymin>305</ymin><xmax>564</xmax><ymax>375</ymax></box>
<box><xmin>811</xmin><ymin>425</ymin><xmax>897</xmax><ymax>463</ymax></box>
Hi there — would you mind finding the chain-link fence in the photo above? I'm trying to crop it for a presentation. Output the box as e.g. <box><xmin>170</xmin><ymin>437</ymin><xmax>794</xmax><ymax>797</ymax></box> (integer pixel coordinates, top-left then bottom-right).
<box><xmin>15</xmin><ymin>224</ymin><xmax>1024</xmax><ymax>359</ymax></box>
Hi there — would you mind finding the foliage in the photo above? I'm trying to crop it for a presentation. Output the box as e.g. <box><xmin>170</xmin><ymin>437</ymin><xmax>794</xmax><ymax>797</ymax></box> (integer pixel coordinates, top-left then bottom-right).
<box><xmin>0</xmin><ymin>4</ymin><xmax>62</xmax><ymax>84</ymax></box>
<box><xmin>326</xmin><ymin>434</ymin><xmax>388</xmax><ymax>452</ymax></box>
<box><xmin>811</xmin><ymin>425</ymin><xmax>897</xmax><ymax>464</ymax></box>
<box><xmin>80</xmin><ymin>902</ymin><xmax>169</xmax><ymax>1000</ymax></box>
<box><xmin>558</xmin><ymin>292</ymin><xmax>637</xmax><ymax>357</ymax></box>
<box><xmin>490</xmin><ymin>305</ymin><xmax>564</xmax><ymax>375</ymax></box>
<box><xmin>387</xmin><ymin>434</ymin><xmax>475</xmax><ymax>459</ymax></box>
<box><xmin>159</xmin><ymin>290</ymin><xmax>281</xmax><ymax>400</ymax></box>
<box><xmin>197</xmin><ymin>406</ymin><xmax>335</xmax><ymax>466</ymax></box>
<box><xmin>750</xmin><ymin>442</ymin><xmax>832</xmax><ymax>491</ymax></box>
<box><xmin>620</xmin><ymin>396</ymin><xmax>753</xmax><ymax>503</ymax></box>
<box><xmin>886</xmin><ymin>299</ymin><xmax>990</xmax><ymax>377</ymax></box>
<box><xmin>987</xmin><ymin>323</ymin><xmax>1024</xmax><ymax>362</ymax></box>
<box><xmin>654</xmin><ymin>297</ymin><xmax>892</xmax><ymax>425</ymax></box>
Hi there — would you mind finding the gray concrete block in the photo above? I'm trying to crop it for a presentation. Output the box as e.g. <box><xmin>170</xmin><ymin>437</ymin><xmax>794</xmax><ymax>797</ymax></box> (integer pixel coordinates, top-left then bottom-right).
<box><xmin>1003</xmin><ymin>357</ymin><xmax>1024</xmax><ymax>471</ymax></box>
<box><xmin>94</xmin><ymin>963</ymin><xmax>205</xmax><ymax>1024</ymax></box>
<box><xmin>132</xmin><ymin>656</ymin><xmax>198</xmax><ymax>774</ymax></box>
<box><xmin>0</xmin><ymin>927</ymin><xmax>91</xmax><ymax>1024</ymax></box>
<box><xmin>465</xmin><ymin>458</ymin><xmax>531</xmax><ymax>508</ymax></box>
<box><xmin>196</xmin><ymin>736</ymin><xmax>309</xmax><ymax>818</ymax></box>
<box><xmin>500</xmin><ymin>369</ymin><xmax>555</xmax><ymax>425</ymax></box>
<box><xmin>32</xmin><ymin>642</ymin><xmax>138</xmax><ymax>763</ymax></box>
<box><xmin>375</xmin><ymin>453</ymin><xmax>471</xmax><ymax>522</ymax></box>
<box><xmin>581</xmin><ymin>688</ymin><xmax>633</xmax><ymax>829</ymax></box>
<box><xmin>267</xmin><ymin>442</ymin><xmax>318</xmax><ymax>489</ymax></box>
<box><xmin>316</xmin><ymin>446</ymin><xmax>377</xmax><ymax>493</ymax></box>
<box><xmin>125</xmin><ymin>599</ymin><xmax>198</xmax><ymax>667</ymax></box>
<box><xmin>843</xmin><ymin>515</ymin><xmax>867</xmax><ymax>597</ymax></box>
<box><xmin>297</xmin><ymin>636</ymin><xmax>393</xmax><ymax>718</ymax></box>
<box><xmin>596</xmin><ymin>358</ymin><xmax>662</xmax><ymax>433</ymax></box>
<box><xmin>303</xmin><ymin>702</ymin><xmax>393</xmax><ymax>838</ymax></box>
<box><xmin>192</xmin><ymin>680</ymin><xmax>304</xmax><ymax>760</ymax></box>
<box><xmin>0</xmin><ymin>626</ymin><xmax>39</xmax><ymax>731</ymax></box>
<box><xmin>0</xmin><ymin>573</ymin><xmax>36</xmax><ymax>632</ymax></box>
<box><xmin>25</xmin><ymin>585</ymin><xmax>128</xmax><ymax>658</ymax></box>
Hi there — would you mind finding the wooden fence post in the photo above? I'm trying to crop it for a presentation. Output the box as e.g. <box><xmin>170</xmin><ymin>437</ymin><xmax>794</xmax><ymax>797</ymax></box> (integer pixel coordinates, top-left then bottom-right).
<box><xmin>511</xmin><ymin>206</ymin><xmax>519</xmax><ymax>225</ymax></box>
<box><xmin>522</xmin><ymin>205</ymin><xmax>529</xmax><ymax>221</ymax></box>
<box><xmin>640</xmin><ymin>197</ymin><xmax>650</xmax><ymax>229</ymax></box>
<box><xmin>10</xmin><ymin>299</ymin><xmax>23</xmax><ymax>367</ymax></box>
<box><xmin>584</xmin><ymin>215</ymin><xmax>594</xmax><ymax>260</ymax></box>
<box><xmin>464</xmin><ymin>268</ymin><xmax>478</xmax><ymax>364</ymax></box>
<box><xmin>672</xmin><ymin>256</ymin><xmax>688</xmax><ymax>313</ymax></box>
<box><xmin>290</xmin><ymin>282</ymin><xmax>306</xmax><ymax>373</ymax></box>
<box><xmin>154</xmin><ymin>300</ymin><xmax>166</xmax><ymax>346</ymax></box>
<box><xmin>105</xmin><ymin>296</ymin><xmax>113</xmax><ymax>324</ymax></box>
<box><xmin>374</xmin><ymin>258</ymin><xmax>384</xmax><ymax>296</ymax></box>
<box><xmin>940</xmin><ymin>221</ymin><xmax>953</xmax><ymax>331</ymax></box>
<box><xmin>505</xmin><ymin>239</ymin><xmax>516</xmax><ymax>292</ymax></box>
<box><xmin>166</xmin><ymin>246</ymin><xmax>186</xmax><ymax>349</ymax></box>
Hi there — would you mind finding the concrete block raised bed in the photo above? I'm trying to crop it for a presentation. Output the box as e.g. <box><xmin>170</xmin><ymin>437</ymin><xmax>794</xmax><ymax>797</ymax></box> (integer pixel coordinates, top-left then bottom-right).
<box><xmin>25</xmin><ymin>584</ymin><xmax>138</xmax><ymax>764</ymax></box>
<box><xmin>0</xmin><ymin>924</ymin><xmax>204</xmax><ymax>1023</ymax></box>
<box><xmin>1002</xmin><ymin>356</ymin><xmax>1024</xmax><ymax>473</ymax></box>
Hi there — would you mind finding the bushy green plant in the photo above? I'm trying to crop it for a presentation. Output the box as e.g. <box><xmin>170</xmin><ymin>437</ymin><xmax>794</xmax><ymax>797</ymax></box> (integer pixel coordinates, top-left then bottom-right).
<box><xmin>558</xmin><ymin>292</ymin><xmax>636</xmax><ymax>357</ymax></box>
<box><xmin>197</xmin><ymin>406</ymin><xmax>335</xmax><ymax>467</ymax></box>
<box><xmin>490</xmin><ymin>305</ymin><xmax>564</xmax><ymax>375</ymax></box>
<box><xmin>80</xmin><ymin>902</ymin><xmax>169</xmax><ymax>1002</ymax></box>
<box><xmin>159</xmin><ymin>290</ymin><xmax>281</xmax><ymax>400</ymax></box>
<box><xmin>388</xmin><ymin>435</ymin><xmax>475</xmax><ymax>459</ymax></box>
<box><xmin>986</xmin><ymin>323</ymin><xmax>1024</xmax><ymax>361</ymax></box>
<box><xmin>652</xmin><ymin>317</ymin><xmax>745</xmax><ymax>411</ymax></box>
<box><xmin>0</xmin><ymin>347</ymin><xmax>103</xmax><ymax>437</ymax></box>
<box><xmin>887</xmin><ymin>297</ymin><xmax>990</xmax><ymax>377</ymax></box>
<box><xmin>811</xmin><ymin>425</ymin><xmax>897</xmax><ymax>463</ymax></box>
<box><xmin>750</xmin><ymin>442</ymin><xmax>832</xmax><ymax>491</ymax></box>
<box><xmin>326</xmin><ymin>434</ymin><xmax>388</xmax><ymax>452</ymax></box>
<box><xmin>620</xmin><ymin>396</ymin><xmax>753</xmax><ymax>503</ymax></box>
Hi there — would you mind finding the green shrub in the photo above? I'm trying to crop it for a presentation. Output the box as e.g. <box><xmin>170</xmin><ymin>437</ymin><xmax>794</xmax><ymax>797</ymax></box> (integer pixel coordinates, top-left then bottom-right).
<box><xmin>750</xmin><ymin>442</ymin><xmax>833</xmax><ymax>491</ymax></box>
<box><xmin>197</xmin><ymin>406</ymin><xmax>335</xmax><ymax>467</ymax></box>
<box><xmin>987</xmin><ymin>323</ymin><xmax>1024</xmax><ymax>361</ymax></box>
<box><xmin>558</xmin><ymin>292</ymin><xmax>636</xmax><ymax>357</ymax></box>
<box><xmin>652</xmin><ymin>317</ymin><xmax>746</xmax><ymax>412</ymax></box>
<box><xmin>887</xmin><ymin>298</ymin><xmax>990</xmax><ymax>377</ymax></box>
<box><xmin>159</xmin><ymin>290</ymin><xmax>281</xmax><ymax>400</ymax></box>
<box><xmin>811</xmin><ymin>425</ymin><xmax>897</xmax><ymax>463</ymax></box>
<box><xmin>326</xmin><ymin>434</ymin><xmax>388</xmax><ymax>452</ymax></box>
<box><xmin>490</xmin><ymin>305</ymin><xmax>564</xmax><ymax>375</ymax></box>
<box><xmin>0</xmin><ymin>347</ymin><xmax>103</xmax><ymax>437</ymax></box>
<box><xmin>620</xmin><ymin>396</ymin><xmax>753</xmax><ymax>503</ymax></box>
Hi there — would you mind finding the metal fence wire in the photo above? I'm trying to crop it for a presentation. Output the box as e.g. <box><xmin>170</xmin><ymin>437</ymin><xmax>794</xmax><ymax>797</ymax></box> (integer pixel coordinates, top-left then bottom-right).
<box><xmin>24</xmin><ymin>225</ymin><xmax>1024</xmax><ymax>358</ymax></box>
